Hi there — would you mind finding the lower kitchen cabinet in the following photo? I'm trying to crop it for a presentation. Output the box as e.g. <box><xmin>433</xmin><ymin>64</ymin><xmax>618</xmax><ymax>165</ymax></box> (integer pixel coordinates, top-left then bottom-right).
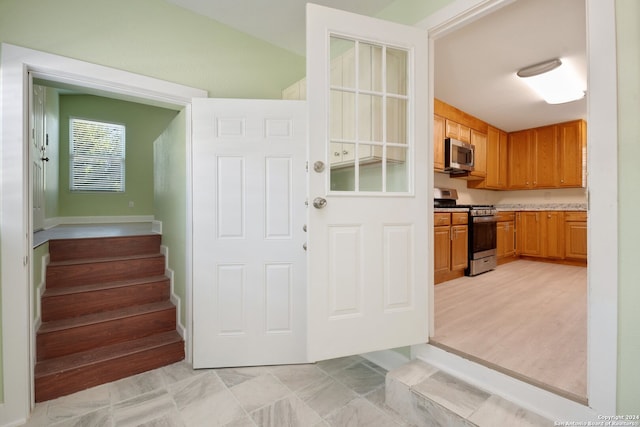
<box><xmin>496</xmin><ymin>212</ymin><xmax>516</xmax><ymax>261</ymax></box>
<box><xmin>434</xmin><ymin>212</ymin><xmax>468</xmax><ymax>284</ymax></box>
<box><xmin>516</xmin><ymin>211</ymin><xmax>566</xmax><ymax>259</ymax></box>
<box><xmin>564</xmin><ymin>211</ymin><xmax>588</xmax><ymax>260</ymax></box>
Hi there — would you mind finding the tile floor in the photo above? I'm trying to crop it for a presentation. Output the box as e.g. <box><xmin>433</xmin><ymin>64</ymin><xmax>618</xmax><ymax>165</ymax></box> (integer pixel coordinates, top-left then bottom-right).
<box><xmin>24</xmin><ymin>356</ymin><xmax>411</xmax><ymax>427</ymax></box>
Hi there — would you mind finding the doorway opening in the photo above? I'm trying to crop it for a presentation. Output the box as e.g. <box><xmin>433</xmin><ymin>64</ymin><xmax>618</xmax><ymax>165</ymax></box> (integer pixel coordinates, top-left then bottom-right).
<box><xmin>428</xmin><ymin>0</ymin><xmax>588</xmax><ymax>404</ymax></box>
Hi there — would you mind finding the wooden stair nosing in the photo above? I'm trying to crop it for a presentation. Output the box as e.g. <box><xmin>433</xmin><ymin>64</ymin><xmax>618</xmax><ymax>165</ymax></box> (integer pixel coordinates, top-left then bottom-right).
<box><xmin>37</xmin><ymin>301</ymin><xmax>175</xmax><ymax>335</ymax></box>
<box><xmin>35</xmin><ymin>335</ymin><xmax>184</xmax><ymax>402</ymax></box>
<box><xmin>42</xmin><ymin>275</ymin><xmax>169</xmax><ymax>298</ymax></box>
<box><xmin>47</xmin><ymin>253</ymin><xmax>164</xmax><ymax>268</ymax></box>
<box><xmin>35</xmin><ymin>331</ymin><xmax>183</xmax><ymax>377</ymax></box>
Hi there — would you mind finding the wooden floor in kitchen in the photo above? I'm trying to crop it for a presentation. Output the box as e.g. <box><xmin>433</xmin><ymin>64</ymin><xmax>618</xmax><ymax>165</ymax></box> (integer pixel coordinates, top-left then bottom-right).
<box><xmin>431</xmin><ymin>259</ymin><xmax>587</xmax><ymax>404</ymax></box>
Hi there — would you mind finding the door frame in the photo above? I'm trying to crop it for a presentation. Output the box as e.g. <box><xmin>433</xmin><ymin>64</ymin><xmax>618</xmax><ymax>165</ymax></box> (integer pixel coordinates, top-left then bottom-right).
<box><xmin>0</xmin><ymin>43</ymin><xmax>206</xmax><ymax>425</ymax></box>
<box><xmin>414</xmin><ymin>0</ymin><xmax>617</xmax><ymax>420</ymax></box>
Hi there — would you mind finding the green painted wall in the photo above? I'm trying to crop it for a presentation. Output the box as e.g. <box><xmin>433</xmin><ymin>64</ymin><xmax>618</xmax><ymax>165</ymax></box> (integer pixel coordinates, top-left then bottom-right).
<box><xmin>58</xmin><ymin>95</ymin><xmax>177</xmax><ymax>217</ymax></box>
<box><xmin>616</xmin><ymin>0</ymin><xmax>640</xmax><ymax>414</ymax></box>
<box><xmin>0</xmin><ymin>0</ymin><xmax>305</xmax><ymax>98</ymax></box>
<box><xmin>376</xmin><ymin>0</ymin><xmax>455</xmax><ymax>24</ymax></box>
<box><xmin>153</xmin><ymin>110</ymin><xmax>188</xmax><ymax>327</ymax></box>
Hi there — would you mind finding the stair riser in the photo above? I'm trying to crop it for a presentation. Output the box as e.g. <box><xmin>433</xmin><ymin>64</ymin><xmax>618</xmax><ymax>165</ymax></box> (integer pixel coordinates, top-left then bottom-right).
<box><xmin>49</xmin><ymin>235</ymin><xmax>162</xmax><ymax>262</ymax></box>
<box><xmin>41</xmin><ymin>281</ymin><xmax>170</xmax><ymax>322</ymax></box>
<box><xmin>46</xmin><ymin>256</ymin><xmax>166</xmax><ymax>288</ymax></box>
<box><xmin>35</xmin><ymin>341</ymin><xmax>184</xmax><ymax>402</ymax></box>
<box><xmin>37</xmin><ymin>308</ymin><xmax>177</xmax><ymax>361</ymax></box>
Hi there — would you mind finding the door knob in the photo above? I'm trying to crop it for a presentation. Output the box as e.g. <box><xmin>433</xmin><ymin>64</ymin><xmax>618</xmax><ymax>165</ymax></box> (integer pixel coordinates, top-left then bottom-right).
<box><xmin>313</xmin><ymin>197</ymin><xmax>327</xmax><ymax>209</ymax></box>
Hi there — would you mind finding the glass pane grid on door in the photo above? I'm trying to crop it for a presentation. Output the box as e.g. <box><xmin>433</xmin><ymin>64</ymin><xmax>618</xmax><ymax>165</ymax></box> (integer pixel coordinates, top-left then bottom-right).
<box><xmin>329</xmin><ymin>35</ymin><xmax>411</xmax><ymax>194</ymax></box>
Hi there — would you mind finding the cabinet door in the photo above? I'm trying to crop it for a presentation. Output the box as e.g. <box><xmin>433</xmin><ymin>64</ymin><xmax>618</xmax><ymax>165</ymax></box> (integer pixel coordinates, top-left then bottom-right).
<box><xmin>485</xmin><ymin>126</ymin><xmax>508</xmax><ymax>189</ymax></box>
<box><xmin>434</xmin><ymin>115</ymin><xmax>445</xmax><ymax>171</ymax></box>
<box><xmin>544</xmin><ymin>211</ymin><xmax>565</xmax><ymax>258</ymax></box>
<box><xmin>533</xmin><ymin>125</ymin><xmax>559</xmax><ymax>188</ymax></box>
<box><xmin>558</xmin><ymin>120</ymin><xmax>586</xmax><ymax>187</ymax></box>
<box><xmin>517</xmin><ymin>211</ymin><xmax>541</xmax><ymax>256</ymax></box>
<box><xmin>470</xmin><ymin>129</ymin><xmax>487</xmax><ymax>179</ymax></box>
<box><xmin>445</xmin><ymin>120</ymin><xmax>470</xmax><ymax>143</ymax></box>
<box><xmin>565</xmin><ymin>220</ymin><xmax>587</xmax><ymax>259</ymax></box>
<box><xmin>508</xmin><ymin>130</ymin><xmax>532</xmax><ymax>189</ymax></box>
<box><xmin>434</xmin><ymin>225</ymin><xmax>451</xmax><ymax>274</ymax></box>
<box><xmin>450</xmin><ymin>225</ymin><xmax>468</xmax><ymax>271</ymax></box>
<box><xmin>504</xmin><ymin>221</ymin><xmax>515</xmax><ymax>257</ymax></box>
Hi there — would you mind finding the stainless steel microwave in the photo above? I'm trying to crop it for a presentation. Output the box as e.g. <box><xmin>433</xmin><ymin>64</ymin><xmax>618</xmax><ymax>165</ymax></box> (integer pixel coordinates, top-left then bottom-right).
<box><xmin>444</xmin><ymin>137</ymin><xmax>475</xmax><ymax>172</ymax></box>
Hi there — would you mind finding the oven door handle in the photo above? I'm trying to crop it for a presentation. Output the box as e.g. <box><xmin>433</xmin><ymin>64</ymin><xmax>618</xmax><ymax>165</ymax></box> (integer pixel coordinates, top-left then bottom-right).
<box><xmin>472</xmin><ymin>215</ymin><xmax>499</xmax><ymax>223</ymax></box>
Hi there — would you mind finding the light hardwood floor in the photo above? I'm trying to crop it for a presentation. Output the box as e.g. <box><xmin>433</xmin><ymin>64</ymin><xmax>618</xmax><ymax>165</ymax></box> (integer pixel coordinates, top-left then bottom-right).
<box><xmin>431</xmin><ymin>260</ymin><xmax>587</xmax><ymax>403</ymax></box>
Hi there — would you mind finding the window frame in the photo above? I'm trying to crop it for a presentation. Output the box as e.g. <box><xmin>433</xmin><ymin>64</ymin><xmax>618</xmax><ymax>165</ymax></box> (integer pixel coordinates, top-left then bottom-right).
<box><xmin>69</xmin><ymin>117</ymin><xmax>126</xmax><ymax>193</ymax></box>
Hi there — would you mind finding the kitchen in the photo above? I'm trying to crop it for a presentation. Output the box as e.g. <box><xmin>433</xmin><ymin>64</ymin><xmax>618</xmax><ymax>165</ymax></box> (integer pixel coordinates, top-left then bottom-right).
<box><xmin>430</xmin><ymin>0</ymin><xmax>588</xmax><ymax>404</ymax></box>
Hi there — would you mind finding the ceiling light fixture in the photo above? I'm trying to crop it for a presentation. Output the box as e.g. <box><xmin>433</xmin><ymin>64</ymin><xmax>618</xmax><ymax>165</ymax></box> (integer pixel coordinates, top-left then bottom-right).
<box><xmin>517</xmin><ymin>58</ymin><xmax>585</xmax><ymax>104</ymax></box>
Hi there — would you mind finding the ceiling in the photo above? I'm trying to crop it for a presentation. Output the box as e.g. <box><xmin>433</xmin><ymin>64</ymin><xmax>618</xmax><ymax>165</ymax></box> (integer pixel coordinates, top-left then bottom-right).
<box><xmin>169</xmin><ymin>0</ymin><xmax>587</xmax><ymax>132</ymax></box>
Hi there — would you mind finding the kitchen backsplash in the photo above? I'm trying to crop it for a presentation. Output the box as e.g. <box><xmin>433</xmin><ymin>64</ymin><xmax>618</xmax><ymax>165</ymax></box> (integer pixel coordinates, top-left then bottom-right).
<box><xmin>433</xmin><ymin>172</ymin><xmax>588</xmax><ymax>205</ymax></box>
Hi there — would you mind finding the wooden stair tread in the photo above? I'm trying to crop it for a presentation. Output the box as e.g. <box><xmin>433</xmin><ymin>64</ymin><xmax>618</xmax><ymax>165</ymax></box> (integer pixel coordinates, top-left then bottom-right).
<box><xmin>43</xmin><ymin>275</ymin><xmax>169</xmax><ymax>297</ymax></box>
<box><xmin>38</xmin><ymin>301</ymin><xmax>174</xmax><ymax>334</ymax></box>
<box><xmin>48</xmin><ymin>253</ymin><xmax>163</xmax><ymax>267</ymax></box>
<box><xmin>35</xmin><ymin>331</ymin><xmax>182</xmax><ymax>377</ymax></box>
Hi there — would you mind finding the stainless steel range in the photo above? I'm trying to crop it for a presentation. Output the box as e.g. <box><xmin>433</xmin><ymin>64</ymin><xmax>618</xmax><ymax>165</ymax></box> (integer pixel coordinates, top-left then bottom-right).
<box><xmin>434</xmin><ymin>188</ymin><xmax>498</xmax><ymax>276</ymax></box>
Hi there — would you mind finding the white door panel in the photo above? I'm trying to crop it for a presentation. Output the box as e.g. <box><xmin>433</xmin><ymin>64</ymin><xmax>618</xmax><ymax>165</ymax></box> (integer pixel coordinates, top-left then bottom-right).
<box><xmin>306</xmin><ymin>4</ymin><xmax>430</xmax><ymax>362</ymax></box>
<box><xmin>31</xmin><ymin>83</ymin><xmax>46</xmax><ymax>231</ymax></box>
<box><xmin>192</xmin><ymin>99</ymin><xmax>307</xmax><ymax>368</ymax></box>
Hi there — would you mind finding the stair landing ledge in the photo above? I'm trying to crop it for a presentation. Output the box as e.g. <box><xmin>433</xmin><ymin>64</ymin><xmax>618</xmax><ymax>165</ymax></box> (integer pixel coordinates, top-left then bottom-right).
<box><xmin>385</xmin><ymin>359</ymin><xmax>553</xmax><ymax>427</ymax></box>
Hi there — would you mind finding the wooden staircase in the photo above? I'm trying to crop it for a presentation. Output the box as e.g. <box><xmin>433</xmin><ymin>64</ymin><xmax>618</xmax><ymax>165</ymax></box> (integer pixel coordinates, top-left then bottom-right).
<box><xmin>35</xmin><ymin>234</ymin><xmax>184</xmax><ymax>402</ymax></box>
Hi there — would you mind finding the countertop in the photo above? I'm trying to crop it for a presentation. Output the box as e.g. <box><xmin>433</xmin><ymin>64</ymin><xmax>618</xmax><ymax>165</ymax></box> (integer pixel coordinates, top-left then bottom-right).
<box><xmin>495</xmin><ymin>203</ymin><xmax>587</xmax><ymax>211</ymax></box>
<box><xmin>434</xmin><ymin>203</ymin><xmax>587</xmax><ymax>213</ymax></box>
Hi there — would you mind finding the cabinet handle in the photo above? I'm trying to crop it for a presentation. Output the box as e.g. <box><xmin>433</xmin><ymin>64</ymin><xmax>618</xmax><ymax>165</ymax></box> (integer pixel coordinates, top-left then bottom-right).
<box><xmin>343</xmin><ymin>150</ymin><xmax>349</xmax><ymax>155</ymax></box>
<box><xmin>334</xmin><ymin>152</ymin><xmax>340</xmax><ymax>157</ymax></box>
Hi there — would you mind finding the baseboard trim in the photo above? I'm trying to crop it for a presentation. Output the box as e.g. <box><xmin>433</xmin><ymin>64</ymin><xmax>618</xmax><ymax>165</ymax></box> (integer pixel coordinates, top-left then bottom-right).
<box><xmin>160</xmin><ymin>245</ymin><xmax>186</xmax><ymax>340</ymax></box>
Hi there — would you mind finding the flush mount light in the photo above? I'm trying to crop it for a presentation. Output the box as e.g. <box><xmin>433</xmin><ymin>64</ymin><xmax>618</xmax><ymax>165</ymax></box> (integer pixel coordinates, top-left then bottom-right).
<box><xmin>517</xmin><ymin>58</ymin><xmax>585</xmax><ymax>104</ymax></box>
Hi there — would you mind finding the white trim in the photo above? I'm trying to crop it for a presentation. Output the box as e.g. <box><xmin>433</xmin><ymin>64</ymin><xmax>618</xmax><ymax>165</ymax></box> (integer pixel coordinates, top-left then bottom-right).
<box><xmin>415</xmin><ymin>0</ymin><xmax>618</xmax><ymax>419</ymax></box>
<box><xmin>160</xmin><ymin>245</ymin><xmax>186</xmax><ymax>339</ymax></box>
<box><xmin>46</xmin><ymin>215</ymin><xmax>156</xmax><ymax>226</ymax></box>
<box><xmin>184</xmin><ymin>103</ymin><xmax>194</xmax><ymax>364</ymax></box>
<box><xmin>0</xmin><ymin>43</ymin><xmax>206</xmax><ymax>426</ymax></box>
<box><xmin>152</xmin><ymin>220</ymin><xmax>162</xmax><ymax>234</ymax></box>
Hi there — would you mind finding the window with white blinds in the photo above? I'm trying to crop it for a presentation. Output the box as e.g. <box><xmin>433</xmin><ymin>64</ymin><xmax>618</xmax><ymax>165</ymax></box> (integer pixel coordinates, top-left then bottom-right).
<box><xmin>70</xmin><ymin>118</ymin><xmax>126</xmax><ymax>192</ymax></box>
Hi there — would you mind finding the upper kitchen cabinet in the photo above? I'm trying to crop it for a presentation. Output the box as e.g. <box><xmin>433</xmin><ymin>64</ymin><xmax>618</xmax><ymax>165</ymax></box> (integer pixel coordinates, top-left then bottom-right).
<box><xmin>433</xmin><ymin>99</ymin><xmax>487</xmax><ymax>179</ymax></box>
<box><xmin>558</xmin><ymin>120</ymin><xmax>587</xmax><ymax>187</ymax></box>
<box><xmin>507</xmin><ymin>120</ymin><xmax>586</xmax><ymax>190</ymax></box>
<box><xmin>434</xmin><ymin>114</ymin><xmax>445</xmax><ymax>171</ymax></box>
<box><xmin>484</xmin><ymin>126</ymin><xmax>508</xmax><ymax>189</ymax></box>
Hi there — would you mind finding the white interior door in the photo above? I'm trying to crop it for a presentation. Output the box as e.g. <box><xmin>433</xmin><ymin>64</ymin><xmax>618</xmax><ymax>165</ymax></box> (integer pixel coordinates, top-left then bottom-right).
<box><xmin>306</xmin><ymin>4</ymin><xmax>430</xmax><ymax>362</ymax></box>
<box><xmin>192</xmin><ymin>99</ymin><xmax>308</xmax><ymax>368</ymax></box>
<box><xmin>31</xmin><ymin>82</ymin><xmax>46</xmax><ymax>231</ymax></box>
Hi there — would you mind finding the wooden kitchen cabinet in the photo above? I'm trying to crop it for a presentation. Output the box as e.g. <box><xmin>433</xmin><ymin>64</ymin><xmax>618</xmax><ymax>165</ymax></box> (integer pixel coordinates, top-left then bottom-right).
<box><xmin>508</xmin><ymin>130</ymin><xmax>532</xmax><ymax>189</ymax></box>
<box><xmin>564</xmin><ymin>211</ymin><xmax>587</xmax><ymax>260</ymax></box>
<box><xmin>451</xmin><ymin>225</ymin><xmax>469</xmax><ymax>271</ymax></box>
<box><xmin>508</xmin><ymin>121</ymin><xmax>585</xmax><ymax>190</ymax></box>
<box><xmin>434</xmin><ymin>114</ymin><xmax>446</xmax><ymax>171</ymax></box>
<box><xmin>532</xmin><ymin>125</ymin><xmax>559</xmax><ymax>188</ymax></box>
<box><xmin>445</xmin><ymin>119</ymin><xmax>471</xmax><ymax>143</ymax></box>
<box><xmin>434</xmin><ymin>212</ymin><xmax>468</xmax><ymax>284</ymax></box>
<box><xmin>516</xmin><ymin>211</ymin><xmax>565</xmax><ymax>259</ymax></box>
<box><xmin>469</xmin><ymin>129</ymin><xmax>487</xmax><ymax>179</ymax></box>
<box><xmin>496</xmin><ymin>212</ymin><xmax>516</xmax><ymax>261</ymax></box>
<box><xmin>485</xmin><ymin>126</ymin><xmax>508</xmax><ymax>189</ymax></box>
<box><xmin>558</xmin><ymin>120</ymin><xmax>587</xmax><ymax>187</ymax></box>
